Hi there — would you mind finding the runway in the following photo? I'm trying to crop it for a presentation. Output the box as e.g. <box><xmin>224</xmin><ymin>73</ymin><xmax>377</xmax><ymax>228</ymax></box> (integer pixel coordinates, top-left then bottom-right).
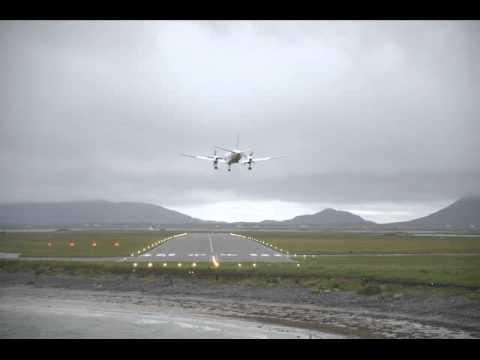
<box><xmin>134</xmin><ymin>232</ymin><xmax>291</xmax><ymax>263</ymax></box>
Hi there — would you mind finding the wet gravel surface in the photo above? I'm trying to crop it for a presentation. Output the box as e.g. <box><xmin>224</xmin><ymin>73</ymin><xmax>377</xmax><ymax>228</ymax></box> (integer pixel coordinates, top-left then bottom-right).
<box><xmin>0</xmin><ymin>270</ymin><xmax>479</xmax><ymax>338</ymax></box>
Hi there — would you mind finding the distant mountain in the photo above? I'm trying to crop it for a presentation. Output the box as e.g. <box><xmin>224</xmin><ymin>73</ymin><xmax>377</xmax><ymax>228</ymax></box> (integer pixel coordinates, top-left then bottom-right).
<box><xmin>256</xmin><ymin>208</ymin><xmax>374</xmax><ymax>228</ymax></box>
<box><xmin>384</xmin><ymin>196</ymin><xmax>480</xmax><ymax>230</ymax></box>
<box><xmin>0</xmin><ymin>200</ymin><xmax>202</xmax><ymax>226</ymax></box>
<box><xmin>2</xmin><ymin>197</ymin><xmax>479</xmax><ymax>231</ymax></box>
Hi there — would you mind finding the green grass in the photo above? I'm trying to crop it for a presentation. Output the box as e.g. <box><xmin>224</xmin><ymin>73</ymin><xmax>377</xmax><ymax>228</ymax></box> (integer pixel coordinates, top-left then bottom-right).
<box><xmin>1</xmin><ymin>254</ymin><xmax>479</xmax><ymax>298</ymax></box>
<box><xmin>1</xmin><ymin>230</ymin><xmax>479</xmax><ymax>299</ymax></box>
<box><xmin>0</xmin><ymin>231</ymin><xmax>175</xmax><ymax>257</ymax></box>
<box><xmin>241</xmin><ymin>231</ymin><xmax>480</xmax><ymax>254</ymax></box>
<box><xmin>294</xmin><ymin>255</ymin><xmax>480</xmax><ymax>288</ymax></box>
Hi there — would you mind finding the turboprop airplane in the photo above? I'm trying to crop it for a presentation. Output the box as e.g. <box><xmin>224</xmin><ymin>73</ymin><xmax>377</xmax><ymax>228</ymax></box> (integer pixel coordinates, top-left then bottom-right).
<box><xmin>181</xmin><ymin>136</ymin><xmax>283</xmax><ymax>171</ymax></box>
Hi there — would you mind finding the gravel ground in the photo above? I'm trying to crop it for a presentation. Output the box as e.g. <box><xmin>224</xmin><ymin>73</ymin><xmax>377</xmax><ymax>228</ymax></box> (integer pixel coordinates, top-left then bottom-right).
<box><xmin>0</xmin><ymin>269</ymin><xmax>479</xmax><ymax>338</ymax></box>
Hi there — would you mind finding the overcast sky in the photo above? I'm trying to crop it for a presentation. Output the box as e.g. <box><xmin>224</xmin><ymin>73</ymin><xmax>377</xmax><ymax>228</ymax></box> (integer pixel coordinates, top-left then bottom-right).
<box><xmin>1</xmin><ymin>20</ymin><xmax>479</xmax><ymax>223</ymax></box>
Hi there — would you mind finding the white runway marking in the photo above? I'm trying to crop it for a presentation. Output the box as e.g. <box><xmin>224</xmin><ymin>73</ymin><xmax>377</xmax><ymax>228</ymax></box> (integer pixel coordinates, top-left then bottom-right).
<box><xmin>168</xmin><ymin>253</ymin><xmax>176</xmax><ymax>257</ymax></box>
<box><xmin>156</xmin><ymin>254</ymin><xmax>166</xmax><ymax>257</ymax></box>
<box><xmin>142</xmin><ymin>254</ymin><xmax>151</xmax><ymax>257</ymax></box>
<box><xmin>208</xmin><ymin>233</ymin><xmax>214</xmax><ymax>253</ymax></box>
<box><xmin>249</xmin><ymin>254</ymin><xmax>258</xmax><ymax>257</ymax></box>
<box><xmin>274</xmin><ymin>254</ymin><xmax>282</xmax><ymax>257</ymax></box>
<box><xmin>261</xmin><ymin>254</ymin><xmax>270</xmax><ymax>257</ymax></box>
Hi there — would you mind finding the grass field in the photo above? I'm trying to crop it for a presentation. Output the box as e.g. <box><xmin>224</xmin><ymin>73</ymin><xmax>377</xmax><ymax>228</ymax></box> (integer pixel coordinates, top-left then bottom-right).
<box><xmin>1</xmin><ymin>254</ymin><xmax>479</xmax><ymax>298</ymax></box>
<box><xmin>0</xmin><ymin>231</ymin><xmax>175</xmax><ymax>257</ymax></box>
<box><xmin>0</xmin><ymin>230</ymin><xmax>479</xmax><ymax>298</ymax></box>
<box><xmin>241</xmin><ymin>231</ymin><xmax>480</xmax><ymax>254</ymax></box>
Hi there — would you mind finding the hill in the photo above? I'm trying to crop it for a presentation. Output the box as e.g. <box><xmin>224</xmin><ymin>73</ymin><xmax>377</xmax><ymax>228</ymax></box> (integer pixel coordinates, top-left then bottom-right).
<box><xmin>0</xmin><ymin>200</ymin><xmax>202</xmax><ymax>227</ymax></box>
<box><xmin>383</xmin><ymin>196</ymin><xmax>480</xmax><ymax>230</ymax></box>
<box><xmin>247</xmin><ymin>208</ymin><xmax>375</xmax><ymax>229</ymax></box>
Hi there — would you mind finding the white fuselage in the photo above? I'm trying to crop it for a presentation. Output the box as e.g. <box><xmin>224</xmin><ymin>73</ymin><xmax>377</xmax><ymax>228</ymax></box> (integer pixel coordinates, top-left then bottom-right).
<box><xmin>225</xmin><ymin>150</ymin><xmax>244</xmax><ymax>165</ymax></box>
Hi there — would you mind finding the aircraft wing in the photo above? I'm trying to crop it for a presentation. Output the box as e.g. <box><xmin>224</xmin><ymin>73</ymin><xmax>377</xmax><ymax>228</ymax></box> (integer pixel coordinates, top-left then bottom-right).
<box><xmin>241</xmin><ymin>156</ymin><xmax>284</xmax><ymax>164</ymax></box>
<box><xmin>181</xmin><ymin>154</ymin><xmax>226</xmax><ymax>163</ymax></box>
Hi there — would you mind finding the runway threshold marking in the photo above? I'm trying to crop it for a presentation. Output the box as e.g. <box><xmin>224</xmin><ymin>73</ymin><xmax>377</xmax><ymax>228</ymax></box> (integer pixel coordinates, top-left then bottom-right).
<box><xmin>211</xmin><ymin>255</ymin><xmax>219</xmax><ymax>268</ymax></box>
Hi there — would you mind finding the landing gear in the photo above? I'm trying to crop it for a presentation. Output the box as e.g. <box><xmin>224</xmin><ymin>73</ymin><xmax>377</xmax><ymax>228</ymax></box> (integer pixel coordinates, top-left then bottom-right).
<box><xmin>248</xmin><ymin>166</ymin><xmax>252</xmax><ymax>170</ymax></box>
<box><xmin>228</xmin><ymin>167</ymin><xmax>231</xmax><ymax>172</ymax></box>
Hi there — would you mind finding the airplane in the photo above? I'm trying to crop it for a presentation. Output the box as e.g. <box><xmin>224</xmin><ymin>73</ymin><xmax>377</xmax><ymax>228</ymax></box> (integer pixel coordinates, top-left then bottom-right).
<box><xmin>181</xmin><ymin>136</ymin><xmax>283</xmax><ymax>172</ymax></box>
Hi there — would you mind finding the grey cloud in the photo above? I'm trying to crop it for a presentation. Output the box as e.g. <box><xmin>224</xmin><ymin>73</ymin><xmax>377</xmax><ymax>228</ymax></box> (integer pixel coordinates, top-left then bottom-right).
<box><xmin>1</xmin><ymin>20</ymin><xmax>479</xmax><ymax>215</ymax></box>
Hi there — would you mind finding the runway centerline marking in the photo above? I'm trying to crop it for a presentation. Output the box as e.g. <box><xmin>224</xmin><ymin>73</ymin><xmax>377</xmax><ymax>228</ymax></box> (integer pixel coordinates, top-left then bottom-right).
<box><xmin>208</xmin><ymin>233</ymin><xmax>214</xmax><ymax>253</ymax></box>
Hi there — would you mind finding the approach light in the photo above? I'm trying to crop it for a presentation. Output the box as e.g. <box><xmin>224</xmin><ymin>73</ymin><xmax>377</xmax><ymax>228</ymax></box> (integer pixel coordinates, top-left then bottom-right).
<box><xmin>133</xmin><ymin>262</ymin><xmax>138</xmax><ymax>267</ymax></box>
<box><xmin>192</xmin><ymin>262</ymin><xmax>197</xmax><ymax>268</ymax></box>
<box><xmin>47</xmin><ymin>242</ymin><xmax>52</xmax><ymax>247</ymax></box>
<box><xmin>252</xmin><ymin>263</ymin><xmax>256</xmax><ymax>268</ymax></box>
<box><xmin>178</xmin><ymin>263</ymin><xmax>182</xmax><ymax>267</ymax></box>
<box><xmin>238</xmin><ymin>263</ymin><xmax>242</xmax><ymax>268</ymax></box>
<box><xmin>163</xmin><ymin>263</ymin><xmax>167</xmax><ymax>267</ymax></box>
<box><xmin>297</xmin><ymin>263</ymin><xmax>300</xmax><ymax>268</ymax></box>
<box><xmin>148</xmin><ymin>262</ymin><xmax>153</xmax><ymax>268</ymax></box>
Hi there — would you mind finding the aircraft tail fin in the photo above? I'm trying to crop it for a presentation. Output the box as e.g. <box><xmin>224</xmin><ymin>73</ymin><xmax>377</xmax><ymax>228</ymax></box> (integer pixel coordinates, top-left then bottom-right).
<box><xmin>215</xmin><ymin>145</ymin><xmax>235</xmax><ymax>153</ymax></box>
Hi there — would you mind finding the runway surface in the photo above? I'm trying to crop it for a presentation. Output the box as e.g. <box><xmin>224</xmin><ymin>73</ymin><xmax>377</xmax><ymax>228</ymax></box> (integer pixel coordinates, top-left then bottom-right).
<box><xmin>134</xmin><ymin>232</ymin><xmax>291</xmax><ymax>263</ymax></box>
